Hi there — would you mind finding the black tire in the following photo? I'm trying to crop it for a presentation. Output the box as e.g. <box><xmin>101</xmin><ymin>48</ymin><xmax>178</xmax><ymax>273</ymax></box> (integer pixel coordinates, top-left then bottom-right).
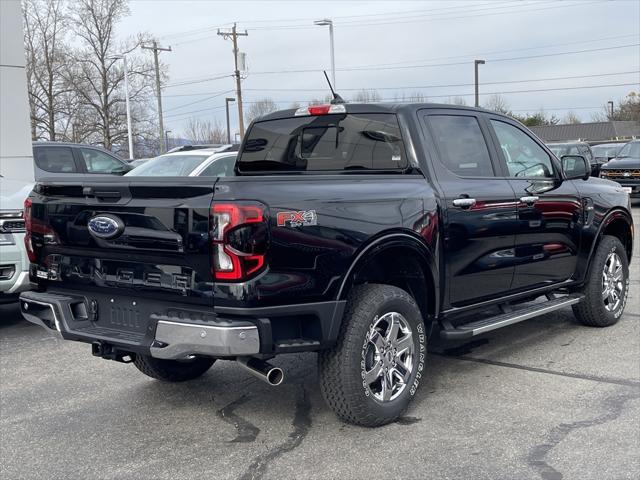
<box><xmin>133</xmin><ymin>355</ymin><xmax>215</xmax><ymax>382</ymax></box>
<box><xmin>318</xmin><ymin>284</ymin><xmax>427</xmax><ymax>427</ymax></box>
<box><xmin>573</xmin><ymin>235</ymin><xmax>629</xmax><ymax>327</ymax></box>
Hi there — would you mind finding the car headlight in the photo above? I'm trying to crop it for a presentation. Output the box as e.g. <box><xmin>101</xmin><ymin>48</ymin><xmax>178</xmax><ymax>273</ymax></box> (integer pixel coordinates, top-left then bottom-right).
<box><xmin>0</xmin><ymin>233</ymin><xmax>15</xmax><ymax>245</ymax></box>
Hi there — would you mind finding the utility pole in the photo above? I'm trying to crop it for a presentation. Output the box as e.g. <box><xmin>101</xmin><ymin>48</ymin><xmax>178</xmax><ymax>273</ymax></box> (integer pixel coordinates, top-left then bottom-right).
<box><xmin>474</xmin><ymin>59</ymin><xmax>485</xmax><ymax>108</ymax></box>
<box><xmin>218</xmin><ymin>24</ymin><xmax>248</xmax><ymax>139</ymax></box>
<box><xmin>225</xmin><ymin>97</ymin><xmax>235</xmax><ymax>144</ymax></box>
<box><xmin>142</xmin><ymin>41</ymin><xmax>172</xmax><ymax>153</ymax></box>
<box><xmin>165</xmin><ymin>130</ymin><xmax>172</xmax><ymax>151</ymax></box>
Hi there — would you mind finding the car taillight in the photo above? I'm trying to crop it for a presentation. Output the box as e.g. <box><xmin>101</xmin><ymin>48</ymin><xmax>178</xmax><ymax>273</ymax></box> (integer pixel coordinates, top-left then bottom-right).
<box><xmin>23</xmin><ymin>198</ymin><xmax>36</xmax><ymax>262</ymax></box>
<box><xmin>211</xmin><ymin>203</ymin><xmax>267</xmax><ymax>281</ymax></box>
<box><xmin>23</xmin><ymin>197</ymin><xmax>59</xmax><ymax>263</ymax></box>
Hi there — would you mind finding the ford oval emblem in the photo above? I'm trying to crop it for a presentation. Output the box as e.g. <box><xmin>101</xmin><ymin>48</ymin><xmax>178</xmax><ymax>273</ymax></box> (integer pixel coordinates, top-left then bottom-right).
<box><xmin>88</xmin><ymin>214</ymin><xmax>124</xmax><ymax>239</ymax></box>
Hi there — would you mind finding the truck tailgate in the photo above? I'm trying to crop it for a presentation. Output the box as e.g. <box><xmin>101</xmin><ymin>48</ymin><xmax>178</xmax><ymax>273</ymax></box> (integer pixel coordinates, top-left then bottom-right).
<box><xmin>27</xmin><ymin>177</ymin><xmax>217</xmax><ymax>306</ymax></box>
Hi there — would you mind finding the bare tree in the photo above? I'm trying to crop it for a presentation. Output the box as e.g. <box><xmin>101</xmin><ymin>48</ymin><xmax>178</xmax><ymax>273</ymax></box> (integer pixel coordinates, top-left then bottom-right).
<box><xmin>353</xmin><ymin>89</ymin><xmax>382</xmax><ymax>103</ymax></box>
<box><xmin>484</xmin><ymin>94</ymin><xmax>510</xmax><ymax>114</ymax></box>
<box><xmin>308</xmin><ymin>94</ymin><xmax>333</xmax><ymax>106</ymax></box>
<box><xmin>22</xmin><ymin>0</ymin><xmax>70</xmax><ymax>140</ymax></box>
<box><xmin>66</xmin><ymin>0</ymin><xmax>156</xmax><ymax>152</ymax></box>
<box><xmin>183</xmin><ymin>118</ymin><xmax>227</xmax><ymax>144</ymax></box>
<box><xmin>245</xmin><ymin>98</ymin><xmax>278</xmax><ymax>124</ymax></box>
<box><xmin>592</xmin><ymin>92</ymin><xmax>640</xmax><ymax>122</ymax></box>
<box><xmin>563</xmin><ymin>111</ymin><xmax>582</xmax><ymax>124</ymax></box>
<box><xmin>445</xmin><ymin>96</ymin><xmax>468</xmax><ymax>106</ymax></box>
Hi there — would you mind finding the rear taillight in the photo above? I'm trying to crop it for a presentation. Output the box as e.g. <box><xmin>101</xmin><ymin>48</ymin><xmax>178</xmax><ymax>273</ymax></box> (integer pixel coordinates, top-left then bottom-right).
<box><xmin>23</xmin><ymin>197</ymin><xmax>58</xmax><ymax>263</ymax></box>
<box><xmin>23</xmin><ymin>198</ymin><xmax>36</xmax><ymax>262</ymax></box>
<box><xmin>211</xmin><ymin>203</ymin><xmax>267</xmax><ymax>281</ymax></box>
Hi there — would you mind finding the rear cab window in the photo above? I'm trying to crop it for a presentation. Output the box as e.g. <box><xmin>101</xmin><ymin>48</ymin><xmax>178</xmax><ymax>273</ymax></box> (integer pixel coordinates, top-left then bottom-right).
<box><xmin>237</xmin><ymin>112</ymin><xmax>408</xmax><ymax>173</ymax></box>
<box><xmin>33</xmin><ymin>146</ymin><xmax>77</xmax><ymax>173</ymax></box>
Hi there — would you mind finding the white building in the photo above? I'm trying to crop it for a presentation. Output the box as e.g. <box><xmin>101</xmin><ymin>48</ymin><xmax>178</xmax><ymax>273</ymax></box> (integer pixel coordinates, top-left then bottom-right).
<box><xmin>1</xmin><ymin>0</ymin><xmax>34</xmax><ymax>183</ymax></box>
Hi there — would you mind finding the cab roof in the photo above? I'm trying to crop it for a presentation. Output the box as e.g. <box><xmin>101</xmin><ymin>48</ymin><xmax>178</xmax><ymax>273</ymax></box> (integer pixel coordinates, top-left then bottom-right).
<box><xmin>257</xmin><ymin>102</ymin><xmax>503</xmax><ymax>122</ymax></box>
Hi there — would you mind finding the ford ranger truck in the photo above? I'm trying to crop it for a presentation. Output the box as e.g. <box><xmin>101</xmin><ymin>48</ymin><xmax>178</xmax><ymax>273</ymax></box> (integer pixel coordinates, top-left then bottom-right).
<box><xmin>20</xmin><ymin>103</ymin><xmax>634</xmax><ymax>426</ymax></box>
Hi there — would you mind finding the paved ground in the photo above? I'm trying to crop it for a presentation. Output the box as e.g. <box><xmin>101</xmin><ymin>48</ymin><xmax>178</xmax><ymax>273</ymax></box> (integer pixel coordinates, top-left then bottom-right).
<box><xmin>1</xmin><ymin>205</ymin><xmax>639</xmax><ymax>480</ymax></box>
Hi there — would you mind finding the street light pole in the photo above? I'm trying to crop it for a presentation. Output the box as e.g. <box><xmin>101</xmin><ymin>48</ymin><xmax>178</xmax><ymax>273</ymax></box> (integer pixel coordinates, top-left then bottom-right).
<box><xmin>109</xmin><ymin>54</ymin><xmax>134</xmax><ymax>159</ymax></box>
<box><xmin>474</xmin><ymin>59</ymin><xmax>485</xmax><ymax>107</ymax></box>
<box><xmin>122</xmin><ymin>55</ymin><xmax>134</xmax><ymax>159</ymax></box>
<box><xmin>225</xmin><ymin>97</ymin><xmax>235</xmax><ymax>144</ymax></box>
<box><xmin>314</xmin><ymin>19</ymin><xmax>336</xmax><ymax>88</ymax></box>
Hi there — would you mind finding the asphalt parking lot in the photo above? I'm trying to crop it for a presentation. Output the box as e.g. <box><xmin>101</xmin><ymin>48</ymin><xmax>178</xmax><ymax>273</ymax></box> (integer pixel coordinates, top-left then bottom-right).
<box><xmin>1</xmin><ymin>205</ymin><xmax>639</xmax><ymax>480</ymax></box>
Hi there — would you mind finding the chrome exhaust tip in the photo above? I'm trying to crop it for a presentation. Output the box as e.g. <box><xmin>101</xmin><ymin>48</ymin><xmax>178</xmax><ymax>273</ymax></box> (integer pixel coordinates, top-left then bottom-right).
<box><xmin>237</xmin><ymin>356</ymin><xmax>284</xmax><ymax>386</ymax></box>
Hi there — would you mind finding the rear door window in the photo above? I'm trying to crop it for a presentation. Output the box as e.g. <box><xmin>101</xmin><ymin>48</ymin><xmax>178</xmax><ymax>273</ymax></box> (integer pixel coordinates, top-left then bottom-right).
<box><xmin>33</xmin><ymin>146</ymin><xmax>77</xmax><ymax>173</ymax></box>
<box><xmin>199</xmin><ymin>156</ymin><xmax>236</xmax><ymax>176</ymax></box>
<box><xmin>426</xmin><ymin>115</ymin><xmax>495</xmax><ymax>177</ymax></box>
<box><xmin>79</xmin><ymin>148</ymin><xmax>125</xmax><ymax>174</ymax></box>
<box><xmin>238</xmin><ymin>113</ymin><xmax>408</xmax><ymax>173</ymax></box>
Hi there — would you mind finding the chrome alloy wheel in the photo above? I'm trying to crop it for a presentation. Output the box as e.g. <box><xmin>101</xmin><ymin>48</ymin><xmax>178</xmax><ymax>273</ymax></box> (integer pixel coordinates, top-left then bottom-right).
<box><xmin>602</xmin><ymin>251</ymin><xmax>624</xmax><ymax>312</ymax></box>
<box><xmin>362</xmin><ymin>312</ymin><xmax>414</xmax><ymax>402</ymax></box>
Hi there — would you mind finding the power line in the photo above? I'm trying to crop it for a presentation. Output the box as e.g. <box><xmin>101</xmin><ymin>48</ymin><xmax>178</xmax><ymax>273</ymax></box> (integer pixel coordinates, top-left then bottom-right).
<box><xmin>242</xmin><ymin>70</ymin><xmax>639</xmax><ymax>92</ymax></box>
<box><xmin>165</xmin><ymin>105</ymin><xmax>227</xmax><ymax>120</ymax></box>
<box><xmin>162</xmin><ymin>71</ymin><xmax>637</xmax><ymax>113</ymax></box>
<box><xmin>160</xmin><ymin>36</ymin><xmax>640</xmax><ymax>91</ymax></box>
<box><xmin>164</xmin><ymin>81</ymin><xmax>637</xmax><ymax>121</ymax></box>
<box><xmin>165</xmin><ymin>73</ymin><xmax>234</xmax><ymax>88</ymax></box>
<box><xmin>164</xmin><ymin>89</ymin><xmax>235</xmax><ymax>113</ymax></box>
<box><xmin>241</xmin><ymin>82</ymin><xmax>637</xmax><ymax>103</ymax></box>
<box><xmin>248</xmin><ymin>0</ymin><xmax>602</xmax><ymax>30</ymax></box>
<box><xmin>247</xmin><ymin>43</ymin><xmax>640</xmax><ymax>75</ymax></box>
<box><xmin>156</xmin><ymin>1</ymin><xmax>516</xmax><ymax>41</ymax></box>
<box><xmin>329</xmin><ymin>33</ymin><xmax>638</xmax><ymax>70</ymax></box>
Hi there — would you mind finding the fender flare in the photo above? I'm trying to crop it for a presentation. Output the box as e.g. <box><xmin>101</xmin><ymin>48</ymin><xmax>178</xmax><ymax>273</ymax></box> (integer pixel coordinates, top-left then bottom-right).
<box><xmin>336</xmin><ymin>232</ymin><xmax>440</xmax><ymax>314</ymax></box>
<box><xmin>584</xmin><ymin>207</ymin><xmax>634</xmax><ymax>276</ymax></box>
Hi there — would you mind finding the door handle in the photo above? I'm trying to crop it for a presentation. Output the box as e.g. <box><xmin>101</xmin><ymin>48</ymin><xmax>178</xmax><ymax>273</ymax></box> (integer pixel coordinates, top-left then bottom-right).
<box><xmin>520</xmin><ymin>196</ymin><xmax>539</xmax><ymax>204</ymax></box>
<box><xmin>453</xmin><ymin>198</ymin><xmax>477</xmax><ymax>209</ymax></box>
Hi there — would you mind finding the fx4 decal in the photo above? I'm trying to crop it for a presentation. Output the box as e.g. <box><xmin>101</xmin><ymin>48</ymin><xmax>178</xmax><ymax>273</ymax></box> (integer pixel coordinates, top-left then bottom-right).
<box><xmin>277</xmin><ymin>210</ymin><xmax>318</xmax><ymax>227</ymax></box>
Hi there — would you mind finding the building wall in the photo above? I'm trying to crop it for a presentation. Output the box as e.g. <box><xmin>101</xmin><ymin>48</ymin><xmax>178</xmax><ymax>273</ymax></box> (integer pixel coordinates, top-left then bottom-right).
<box><xmin>0</xmin><ymin>0</ymin><xmax>34</xmax><ymax>183</ymax></box>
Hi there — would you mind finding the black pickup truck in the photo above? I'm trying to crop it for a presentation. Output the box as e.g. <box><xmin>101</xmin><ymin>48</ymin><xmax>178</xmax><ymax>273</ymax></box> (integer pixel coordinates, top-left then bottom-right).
<box><xmin>20</xmin><ymin>103</ymin><xmax>634</xmax><ymax>426</ymax></box>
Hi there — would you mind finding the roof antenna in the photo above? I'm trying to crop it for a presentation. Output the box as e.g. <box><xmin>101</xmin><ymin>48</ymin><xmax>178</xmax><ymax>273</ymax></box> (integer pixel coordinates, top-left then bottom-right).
<box><xmin>324</xmin><ymin>70</ymin><xmax>345</xmax><ymax>104</ymax></box>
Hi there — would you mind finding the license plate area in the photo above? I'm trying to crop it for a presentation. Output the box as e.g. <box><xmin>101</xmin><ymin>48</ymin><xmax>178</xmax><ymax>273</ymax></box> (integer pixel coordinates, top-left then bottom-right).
<box><xmin>101</xmin><ymin>299</ymin><xmax>147</xmax><ymax>333</ymax></box>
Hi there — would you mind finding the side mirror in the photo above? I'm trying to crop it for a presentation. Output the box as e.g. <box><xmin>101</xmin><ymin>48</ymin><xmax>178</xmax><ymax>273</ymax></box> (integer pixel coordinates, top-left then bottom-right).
<box><xmin>561</xmin><ymin>155</ymin><xmax>590</xmax><ymax>180</ymax></box>
<box><xmin>112</xmin><ymin>163</ymin><xmax>133</xmax><ymax>175</ymax></box>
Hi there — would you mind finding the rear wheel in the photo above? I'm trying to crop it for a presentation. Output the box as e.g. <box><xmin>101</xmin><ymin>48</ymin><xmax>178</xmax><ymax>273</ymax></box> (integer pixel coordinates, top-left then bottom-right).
<box><xmin>573</xmin><ymin>235</ymin><xmax>629</xmax><ymax>327</ymax></box>
<box><xmin>318</xmin><ymin>284</ymin><xmax>427</xmax><ymax>427</ymax></box>
<box><xmin>133</xmin><ymin>355</ymin><xmax>215</xmax><ymax>382</ymax></box>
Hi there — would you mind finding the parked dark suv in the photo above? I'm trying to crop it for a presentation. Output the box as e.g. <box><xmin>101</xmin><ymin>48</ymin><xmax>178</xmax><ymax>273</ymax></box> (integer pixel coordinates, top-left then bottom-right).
<box><xmin>32</xmin><ymin>142</ymin><xmax>132</xmax><ymax>180</ymax></box>
<box><xmin>599</xmin><ymin>140</ymin><xmax>640</xmax><ymax>197</ymax></box>
<box><xmin>21</xmin><ymin>104</ymin><xmax>634</xmax><ymax>427</ymax></box>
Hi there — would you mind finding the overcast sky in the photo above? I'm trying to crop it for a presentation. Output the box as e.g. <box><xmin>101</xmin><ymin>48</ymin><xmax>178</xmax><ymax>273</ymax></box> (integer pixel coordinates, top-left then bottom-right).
<box><xmin>118</xmin><ymin>0</ymin><xmax>640</xmax><ymax>138</ymax></box>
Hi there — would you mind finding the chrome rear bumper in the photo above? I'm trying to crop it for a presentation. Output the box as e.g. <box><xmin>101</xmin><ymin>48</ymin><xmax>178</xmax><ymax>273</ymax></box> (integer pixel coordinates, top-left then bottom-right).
<box><xmin>150</xmin><ymin>319</ymin><xmax>259</xmax><ymax>359</ymax></box>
